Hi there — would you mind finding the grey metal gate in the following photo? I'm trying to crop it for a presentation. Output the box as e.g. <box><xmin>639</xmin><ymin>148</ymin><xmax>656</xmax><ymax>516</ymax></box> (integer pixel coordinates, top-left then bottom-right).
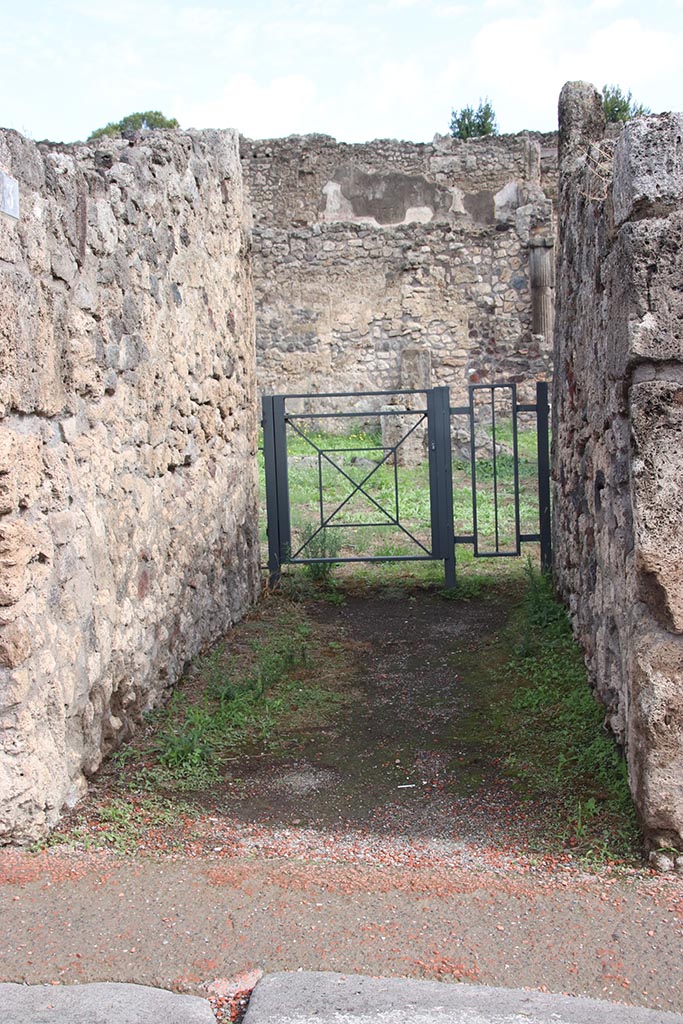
<box><xmin>262</xmin><ymin>382</ymin><xmax>551</xmax><ymax>587</ymax></box>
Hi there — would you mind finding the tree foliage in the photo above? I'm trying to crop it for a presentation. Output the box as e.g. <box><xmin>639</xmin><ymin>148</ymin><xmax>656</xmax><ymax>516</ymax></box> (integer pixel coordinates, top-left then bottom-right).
<box><xmin>601</xmin><ymin>85</ymin><xmax>650</xmax><ymax>124</ymax></box>
<box><xmin>88</xmin><ymin>111</ymin><xmax>179</xmax><ymax>141</ymax></box>
<box><xmin>449</xmin><ymin>98</ymin><xmax>498</xmax><ymax>140</ymax></box>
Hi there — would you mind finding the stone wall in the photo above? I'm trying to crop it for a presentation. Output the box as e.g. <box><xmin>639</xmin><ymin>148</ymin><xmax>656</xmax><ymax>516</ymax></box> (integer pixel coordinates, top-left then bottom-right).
<box><xmin>241</xmin><ymin>132</ymin><xmax>557</xmax><ymax>407</ymax></box>
<box><xmin>0</xmin><ymin>127</ymin><xmax>260</xmax><ymax>843</ymax></box>
<box><xmin>553</xmin><ymin>83</ymin><xmax>683</xmax><ymax>851</ymax></box>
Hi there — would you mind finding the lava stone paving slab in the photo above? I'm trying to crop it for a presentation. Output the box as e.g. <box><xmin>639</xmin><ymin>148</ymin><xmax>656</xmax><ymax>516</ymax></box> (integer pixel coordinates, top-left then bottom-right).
<box><xmin>0</xmin><ymin>981</ymin><xmax>215</xmax><ymax>1024</ymax></box>
<box><xmin>244</xmin><ymin>972</ymin><xmax>683</xmax><ymax>1024</ymax></box>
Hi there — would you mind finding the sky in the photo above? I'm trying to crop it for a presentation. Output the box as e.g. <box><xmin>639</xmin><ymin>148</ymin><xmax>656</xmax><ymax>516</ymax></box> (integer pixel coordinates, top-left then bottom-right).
<box><xmin>2</xmin><ymin>0</ymin><xmax>682</xmax><ymax>145</ymax></box>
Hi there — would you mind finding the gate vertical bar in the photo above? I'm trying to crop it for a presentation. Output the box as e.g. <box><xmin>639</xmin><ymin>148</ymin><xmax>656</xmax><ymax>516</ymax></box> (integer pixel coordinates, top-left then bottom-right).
<box><xmin>536</xmin><ymin>381</ymin><xmax>552</xmax><ymax>574</ymax></box>
<box><xmin>428</xmin><ymin>387</ymin><xmax>456</xmax><ymax>588</ymax></box>
<box><xmin>490</xmin><ymin>387</ymin><xmax>500</xmax><ymax>552</ymax></box>
<box><xmin>262</xmin><ymin>394</ymin><xmax>291</xmax><ymax>586</ymax></box>
<box><xmin>273</xmin><ymin>395</ymin><xmax>291</xmax><ymax>575</ymax></box>
<box><xmin>262</xmin><ymin>395</ymin><xmax>280</xmax><ymax>585</ymax></box>
<box><xmin>427</xmin><ymin>389</ymin><xmax>440</xmax><ymax>558</ymax></box>
<box><xmin>469</xmin><ymin>386</ymin><xmax>479</xmax><ymax>556</ymax></box>
<box><xmin>510</xmin><ymin>383</ymin><xmax>522</xmax><ymax>555</ymax></box>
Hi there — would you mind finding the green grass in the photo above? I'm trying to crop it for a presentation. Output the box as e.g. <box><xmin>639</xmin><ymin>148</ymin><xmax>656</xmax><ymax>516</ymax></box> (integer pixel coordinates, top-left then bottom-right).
<box><xmin>37</xmin><ymin>794</ymin><xmax>182</xmax><ymax>854</ymax></box>
<box><xmin>96</xmin><ymin>608</ymin><xmax>355</xmax><ymax>796</ymax></box>
<box><xmin>497</xmin><ymin>560</ymin><xmax>641</xmax><ymax>861</ymax></box>
<box><xmin>259</xmin><ymin>419</ymin><xmax>545</xmax><ymax>576</ymax></box>
<box><xmin>484</xmin><ymin>417</ymin><xmax>541</xmax><ymax>462</ymax></box>
<box><xmin>47</xmin><ymin>556</ymin><xmax>639</xmax><ymax>865</ymax></box>
<box><xmin>95</xmin><ymin>796</ymin><xmax>177</xmax><ymax>852</ymax></box>
<box><xmin>298</xmin><ymin>521</ymin><xmax>342</xmax><ymax>581</ymax></box>
<box><xmin>146</xmin><ymin>625</ymin><xmax>312</xmax><ymax>789</ymax></box>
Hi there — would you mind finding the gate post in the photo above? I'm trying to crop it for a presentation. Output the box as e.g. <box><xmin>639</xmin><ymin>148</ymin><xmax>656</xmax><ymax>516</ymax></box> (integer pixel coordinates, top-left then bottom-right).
<box><xmin>262</xmin><ymin>395</ymin><xmax>291</xmax><ymax>586</ymax></box>
<box><xmin>536</xmin><ymin>381</ymin><xmax>552</xmax><ymax>574</ymax></box>
<box><xmin>428</xmin><ymin>387</ymin><xmax>456</xmax><ymax>588</ymax></box>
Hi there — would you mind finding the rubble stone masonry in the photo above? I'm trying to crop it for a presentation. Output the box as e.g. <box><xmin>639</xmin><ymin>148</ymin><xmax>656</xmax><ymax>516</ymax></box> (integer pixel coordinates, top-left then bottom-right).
<box><xmin>0</xmin><ymin>128</ymin><xmax>259</xmax><ymax>842</ymax></box>
<box><xmin>241</xmin><ymin>131</ymin><xmax>558</xmax><ymax>406</ymax></box>
<box><xmin>553</xmin><ymin>83</ymin><xmax>683</xmax><ymax>848</ymax></box>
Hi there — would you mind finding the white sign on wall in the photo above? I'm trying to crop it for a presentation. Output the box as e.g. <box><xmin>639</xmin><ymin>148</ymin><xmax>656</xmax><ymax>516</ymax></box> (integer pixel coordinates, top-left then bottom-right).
<box><xmin>0</xmin><ymin>170</ymin><xmax>20</xmax><ymax>221</ymax></box>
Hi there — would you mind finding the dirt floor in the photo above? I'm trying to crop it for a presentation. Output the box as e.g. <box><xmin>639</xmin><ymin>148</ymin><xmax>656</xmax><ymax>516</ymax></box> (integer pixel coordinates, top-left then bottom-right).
<box><xmin>1</xmin><ymin>574</ymin><xmax>682</xmax><ymax>1014</ymax></box>
<box><xmin>169</xmin><ymin>586</ymin><xmax>526</xmax><ymax>844</ymax></box>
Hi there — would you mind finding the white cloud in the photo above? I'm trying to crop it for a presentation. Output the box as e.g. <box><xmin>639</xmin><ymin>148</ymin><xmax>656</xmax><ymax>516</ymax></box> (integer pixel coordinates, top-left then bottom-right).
<box><xmin>177</xmin><ymin>73</ymin><xmax>319</xmax><ymax>137</ymax></box>
<box><xmin>3</xmin><ymin>0</ymin><xmax>683</xmax><ymax>145</ymax></box>
<box><xmin>286</xmin><ymin>0</ymin><xmax>347</xmax><ymax>15</ymax></box>
<box><xmin>482</xmin><ymin>0</ymin><xmax>517</xmax><ymax>10</ymax></box>
<box><xmin>321</xmin><ymin>58</ymin><xmax>428</xmax><ymax>141</ymax></box>
<box><xmin>438</xmin><ymin>6</ymin><xmax>683</xmax><ymax>134</ymax></box>
<box><xmin>432</xmin><ymin>4</ymin><xmax>470</xmax><ymax>18</ymax></box>
<box><xmin>175</xmin><ymin>5</ymin><xmax>235</xmax><ymax>35</ymax></box>
<box><xmin>439</xmin><ymin>13</ymin><xmax>561</xmax><ymax>131</ymax></box>
<box><xmin>67</xmin><ymin>0</ymin><xmax>254</xmax><ymax>57</ymax></box>
<box><xmin>370</xmin><ymin>59</ymin><xmax>429</xmax><ymax>109</ymax></box>
<box><xmin>580</xmin><ymin>17</ymin><xmax>681</xmax><ymax>82</ymax></box>
<box><xmin>263</xmin><ymin>15</ymin><xmax>359</xmax><ymax>49</ymax></box>
<box><xmin>588</xmin><ymin>0</ymin><xmax>624</xmax><ymax>11</ymax></box>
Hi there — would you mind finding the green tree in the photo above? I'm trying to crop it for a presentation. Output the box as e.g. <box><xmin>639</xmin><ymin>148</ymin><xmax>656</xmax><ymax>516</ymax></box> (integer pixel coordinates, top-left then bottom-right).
<box><xmin>449</xmin><ymin>98</ymin><xmax>498</xmax><ymax>140</ymax></box>
<box><xmin>601</xmin><ymin>85</ymin><xmax>650</xmax><ymax>124</ymax></box>
<box><xmin>88</xmin><ymin>110</ymin><xmax>179</xmax><ymax>141</ymax></box>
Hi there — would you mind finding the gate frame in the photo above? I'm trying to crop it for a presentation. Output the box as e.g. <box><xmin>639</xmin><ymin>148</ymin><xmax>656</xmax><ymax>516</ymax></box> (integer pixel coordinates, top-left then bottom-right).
<box><xmin>262</xmin><ymin>382</ymin><xmax>551</xmax><ymax>587</ymax></box>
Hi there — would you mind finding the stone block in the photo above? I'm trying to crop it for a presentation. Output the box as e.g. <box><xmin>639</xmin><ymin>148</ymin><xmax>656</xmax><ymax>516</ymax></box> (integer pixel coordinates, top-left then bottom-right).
<box><xmin>620</xmin><ymin>214</ymin><xmax>683</xmax><ymax>363</ymax></box>
<box><xmin>631</xmin><ymin>379</ymin><xmax>683</xmax><ymax>633</ymax></box>
<box><xmin>7</xmin><ymin>432</ymin><xmax>44</xmax><ymax>510</ymax></box>
<box><xmin>614</xmin><ymin>113</ymin><xmax>683</xmax><ymax>226</ymax></box>
<box><xmin>558</xmin><ymin>81</ymin><xmax>605</xmax><ymax>160</ymax></box>
<box><xmin>0</xmin><ymin>518</ymin><xmax>45</xmax><ymax>606</ymax></box>
<box><xmin>400</xmin><ymin>346</ymin><xmax>431</xmax><ymax>390</ymax></box>
<box><xmin>50</xmin><ymin>248</ymin><xmax>78</xmax><ymax>285</ymax></box>
<box><xmin>60</xmin><ymin>415</ymin><xmax>85</xmax><ymax>444</ymax></box>
<box><xmin>629</xmin><ymin>622</ymin><xmax>683</xmax><ymax>840</ymax></box>
<box><xmin>0</xmin><ymin>982</ymin><xmax>216</xmax><ymax>1024</ymax></box>
<box><xmin>0</xmin><ymin>619</ymin><xmax>32</xmax><ymax>667</ymax></box>
<box><xmin>380</xmin><ymin>406</ymin><xmax>428</xmax><ymax>468</ymax></box>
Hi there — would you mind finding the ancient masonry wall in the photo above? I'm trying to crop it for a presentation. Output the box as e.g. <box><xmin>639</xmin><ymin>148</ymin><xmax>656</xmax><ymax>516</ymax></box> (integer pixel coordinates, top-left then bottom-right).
<box><xmin>553</xmin><ymin>83</ymin><xmax>683</xmax><ymax>850</ymax></box>
<box><xmin>0</xmin><ymin>128</ymin><xmax>260</xmax><ymax>842</ymax></box>
<box><xmin>241</xmin><ymin>132</ymin><xmax>558</xmax><ymax>406</ymax></box>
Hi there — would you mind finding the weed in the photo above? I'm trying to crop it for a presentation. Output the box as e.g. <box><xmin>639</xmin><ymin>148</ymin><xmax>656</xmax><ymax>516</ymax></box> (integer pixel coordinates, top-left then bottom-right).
<box><xmin>299</xmin><ymin>522</ymin><xmax>342</xmax><ymax>582</ymax></box>
<box><xmin>157</xmin><ymin>708</ymin><xmax>214</xmax><ymax>773</ymax></box>
<box><xmin>113</xmin><ymin>610</ymin><xmax>348</xmax><ymax>793</ymax></box>
<box><xmin>198</xmin><ymin>644</ymin><xmax>237</xmax><ymax>704</ymax></box>
<box><xmin>568</xmin><ymin>797</ymin><xmax>599</xmax><ymax>839</ymax></box>
<box><xmin>110</xmin><ymin>745</ymin><xmax>137</xmax><ymax>769</ymax></box>
<box><xmin>498</xmin><ymin>561</ymin><xmax>641</xmax><ymax>861</ymax></box>
<box><xmin>211</xmin><ymin>678</ymin><xmax>238</xmax><ymax>704</ymax></box>
<box><xmin>46</xmin><ymin>795</ymin><xmax>183</xmax><ymax>853</ymax></box>
<box><xmin>441</xmin><ymin>575</ymin><xmax>486</xmax><ymax>601</ymax></box>
<box><xmin>521</xmin><ymin>556</ymin><xmax>567</xmax><ymax>635</ymax></box>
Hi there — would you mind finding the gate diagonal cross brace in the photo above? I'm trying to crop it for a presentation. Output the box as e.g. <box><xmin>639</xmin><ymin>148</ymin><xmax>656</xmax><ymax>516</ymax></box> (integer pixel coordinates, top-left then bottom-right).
<box><xmin>287</xmin><ymin>414</ymin><xmax>431</xmax><ymax>560</ymax></box>
<box><xmin>263</xmin><ymin>382</ymin><xmax>551</xmax><ymax>587</ymax></box>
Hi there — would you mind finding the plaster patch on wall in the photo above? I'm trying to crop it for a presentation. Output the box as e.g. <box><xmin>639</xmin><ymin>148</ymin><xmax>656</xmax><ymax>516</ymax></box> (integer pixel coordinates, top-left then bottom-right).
<box><xmin>321</xmin><ymin>164</ymin><xmax>442</xmax><ymax>226</ymax></box>
<box><xmin>322</xmin><ymin>181</ymin><xmax>356</xmax><ymax>223</ymax></box>
<box><xmin>321</xmin><ymin>180</ymin><xmax>435</xmax><ymax>227</ymax></box>
<box><xmin>243</xmin><ymin>132</ymin><xmax>556</xmax><ymax>407</ymax></box>
<box><xmin>494</xmin><ymin>181</ymin><xmax>520</xmax><ymax>223</ymax></box>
